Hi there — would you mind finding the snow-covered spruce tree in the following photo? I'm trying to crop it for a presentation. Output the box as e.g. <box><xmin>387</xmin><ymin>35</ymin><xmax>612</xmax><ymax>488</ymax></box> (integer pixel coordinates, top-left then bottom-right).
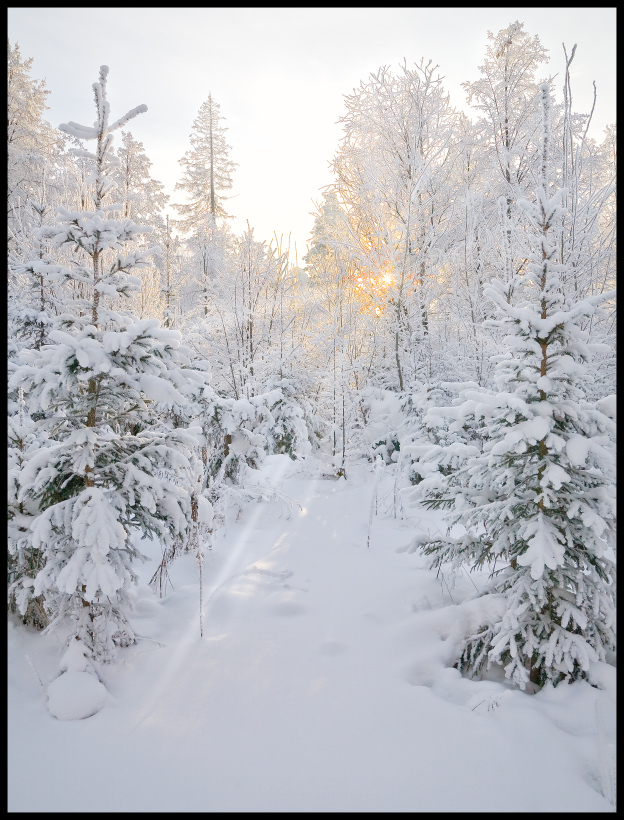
<box><xmin>9</xmin><ymin>66</ymin><xmax>202</xmax><ymax>661</ymax></box>
<box><xmin>142</xmin><ymin>361</ymin><xmax>215</xmax><ymax>626</ymax></box>
<box><xmin>8</xmin><ymin>388</ymin><xmax>50</xmax><ymax>628</ymax></box>
<box><xmin>420</xmin><ymin>85</ymin><xmax>616</xmax><ymax>689</ymax></box>
<box><xmin>174</xmin><ymin>92</ymin><xmax>237</xmax><ymax>231</ymax></box>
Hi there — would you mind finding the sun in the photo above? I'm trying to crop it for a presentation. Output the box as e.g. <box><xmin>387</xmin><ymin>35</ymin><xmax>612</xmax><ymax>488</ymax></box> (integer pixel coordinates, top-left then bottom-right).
<box><xmin>350</xmin><ymin>263</ymin><xmax>395</xmax><ymax>314</ymax></box>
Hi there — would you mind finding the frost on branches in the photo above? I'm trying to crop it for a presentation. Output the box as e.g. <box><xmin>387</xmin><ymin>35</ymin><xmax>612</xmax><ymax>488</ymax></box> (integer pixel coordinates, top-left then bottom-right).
<box><xmin>9</xmin><ymin>66</ymin><xmax>206</xmax><ymax>662</ymax></box>
<box><xmin>418</xmin><ymin>85</ymin><xmax>616</xmax><ymax>690</ymax></box>
<box><xmin>7</xmin><ymin>388</ymin><xmax>50</xmax><ymax>629</ymax></box>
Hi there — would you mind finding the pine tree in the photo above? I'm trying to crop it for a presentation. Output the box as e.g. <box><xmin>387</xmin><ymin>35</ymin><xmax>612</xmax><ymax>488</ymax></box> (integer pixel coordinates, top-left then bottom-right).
<box><xmin>9</xmin><ymin>66</ymin><xmax>204</xmax><ymax>661</ymax></box>
<box><xmin>420</xmin><ymin>84</ymin><xmax>616</xmax><ymax>690</ymax></box>
<box><xmin>174</xmin><ymin>93</ymin><xmax>237</xmax><ymax>232</ymax></box>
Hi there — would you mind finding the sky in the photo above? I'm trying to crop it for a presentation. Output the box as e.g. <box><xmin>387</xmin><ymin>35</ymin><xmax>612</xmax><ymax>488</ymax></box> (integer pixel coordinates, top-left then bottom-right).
<box><xmin>8</xmin><ymin>8</ymin><xmax>616</xmax><ymax>263</ymax></box>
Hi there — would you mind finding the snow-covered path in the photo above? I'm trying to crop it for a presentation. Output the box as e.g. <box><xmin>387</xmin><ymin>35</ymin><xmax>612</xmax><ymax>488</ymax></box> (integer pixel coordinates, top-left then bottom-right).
<box><xmin>8</xmin><ymin>459</ymin><xmax>615</xmax><ymax>812</ymax></box>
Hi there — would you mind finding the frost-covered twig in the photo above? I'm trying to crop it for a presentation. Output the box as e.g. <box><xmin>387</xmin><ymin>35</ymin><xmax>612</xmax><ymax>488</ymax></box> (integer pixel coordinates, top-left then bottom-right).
<box><xmin>24</xmin><ymin>653</ymin><xmax>45</xmax><ymax>689</ymax></box>
<box><xmin>367</xmin><ymin>456</ymin><xmax>383</xmax><ymax>548</ymax></box>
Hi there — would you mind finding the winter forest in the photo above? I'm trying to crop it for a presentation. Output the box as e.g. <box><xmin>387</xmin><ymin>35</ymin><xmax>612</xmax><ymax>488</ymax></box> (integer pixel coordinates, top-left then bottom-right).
<box><xmin>8</xmin><ymin>19</ymin><xmax>616</xmax><ymax>813</ymax></box>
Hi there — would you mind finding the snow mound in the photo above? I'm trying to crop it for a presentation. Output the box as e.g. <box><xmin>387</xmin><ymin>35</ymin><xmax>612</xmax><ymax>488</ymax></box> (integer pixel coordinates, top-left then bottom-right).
<box><xmin>47</xmin><ymin>671</ymin><xmax>107</xmax><ymax>720</ymax></box>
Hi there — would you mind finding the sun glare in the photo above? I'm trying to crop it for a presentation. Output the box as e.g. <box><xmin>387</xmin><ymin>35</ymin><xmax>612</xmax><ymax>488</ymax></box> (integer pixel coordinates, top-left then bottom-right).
<box><xmin>351</xmin><ymin>263</ymin><xmax>395</xmax><ymax>315</ymax></box>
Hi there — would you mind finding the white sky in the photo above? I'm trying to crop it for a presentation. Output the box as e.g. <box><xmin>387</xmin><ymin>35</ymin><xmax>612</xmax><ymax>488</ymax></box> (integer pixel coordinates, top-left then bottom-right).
<box><xmin>8</xmin><ymin>7</ymin><xmax>616</xmax><ymax>263</ymax></box>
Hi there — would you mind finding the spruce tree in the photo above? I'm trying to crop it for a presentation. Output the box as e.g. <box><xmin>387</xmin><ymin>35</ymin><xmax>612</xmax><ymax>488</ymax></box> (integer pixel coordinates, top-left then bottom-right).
<box><xmin>174</xmin><ymin>93</ymin><xmax>237</xmax><ymax>231</ymax></box>
<box><xmin>9</xmin><ymin>66</ymin><xmax>205</xmax><ymax>661</ymax></box>
<box><xmin>8</xmin><ymin>388</ymin><xmax>49</xmax><ymax>628</ymax></box>
<box><xmin>420</xmin><ymin>85</ymin><xmax>616</xmax><ymax>689</ymax></box>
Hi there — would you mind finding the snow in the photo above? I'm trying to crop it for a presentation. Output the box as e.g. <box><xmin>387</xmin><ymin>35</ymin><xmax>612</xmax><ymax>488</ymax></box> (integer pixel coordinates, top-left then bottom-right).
<box><xmin>8</xmin><ymin>461</ymin><xmax>616</xmax><ymax>811</ymax></box>
<box><xmin>196</xmin><ymin>495</ymin><xmax>214</xmax><ymax>525</ymax></box>
<box><xmin>47</xmin><ymin>671</ymin><xmax>108</xmax><ymax>720</ymax></box>
<box><xmin>566</xmin><ymin>433</ymin><xmax>590</xmax><ymax>467</ymax></box>
<box><xmin>517</xmin><ymin>514</ymin><xmax>567</xmax><ymax>579</ymax></box>
<box><xmin>596</xmin><ymin>394</ymin><xmax>616</xmax><ymax>420</ymax></box>
<box><xmin>45</xmin><ymin>639</ymin><xmax>109</xmax><ymax>720</ymax></box>
<box><xmin>139</xmin><ymin>372</ymin><xmax>186</xmax><ymax>405</ymax></box>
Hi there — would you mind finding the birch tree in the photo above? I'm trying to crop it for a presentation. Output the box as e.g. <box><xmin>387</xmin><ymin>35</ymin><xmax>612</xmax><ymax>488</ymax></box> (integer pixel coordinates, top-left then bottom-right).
<box><xmin>463</xmin><ymin>21</ymin><xmax>550</xmax><ymax>295</ymax></box>
<box><xmin>329</xmin><ymin>60</ymin><xmax>459</xmax><ymax>391</ymax></box>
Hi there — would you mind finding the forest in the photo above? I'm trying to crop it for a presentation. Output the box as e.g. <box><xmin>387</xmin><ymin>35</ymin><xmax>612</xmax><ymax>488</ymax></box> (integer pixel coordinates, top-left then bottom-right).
<box><xmin>7</xmin><ymin>20</ymin><xmax>616</xmax><ymax>812</ymax></box>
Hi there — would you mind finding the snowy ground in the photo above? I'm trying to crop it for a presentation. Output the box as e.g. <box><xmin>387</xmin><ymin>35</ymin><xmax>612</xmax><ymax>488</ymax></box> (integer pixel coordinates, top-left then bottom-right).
<box><xmin>8</xmin><ymin>456</ymin><xmax>616</xmax><ymax>812</ymax></box>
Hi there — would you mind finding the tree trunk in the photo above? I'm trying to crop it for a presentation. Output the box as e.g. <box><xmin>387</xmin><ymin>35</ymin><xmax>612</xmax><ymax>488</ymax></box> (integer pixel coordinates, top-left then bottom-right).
<box><xmin>209</xmin><ymin>94</ymin><xmax>216</xmax><ymax>218</ymax></box>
